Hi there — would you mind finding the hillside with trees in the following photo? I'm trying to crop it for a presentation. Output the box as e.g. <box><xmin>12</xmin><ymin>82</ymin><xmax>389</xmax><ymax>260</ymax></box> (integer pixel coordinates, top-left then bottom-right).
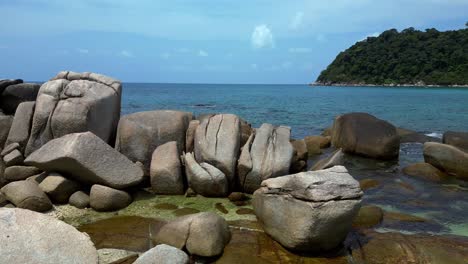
<box><xmin>316</xmin><ymin>25</ymin><xmax>468</xmax><ymax>86</ymax></box>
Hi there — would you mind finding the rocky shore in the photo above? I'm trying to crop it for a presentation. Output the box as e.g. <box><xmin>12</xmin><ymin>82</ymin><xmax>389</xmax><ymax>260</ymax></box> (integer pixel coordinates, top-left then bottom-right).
<box><xmin>1</xmin><ymin>71</ymin><xmax>468</xmax><ymax>263</ymax></box>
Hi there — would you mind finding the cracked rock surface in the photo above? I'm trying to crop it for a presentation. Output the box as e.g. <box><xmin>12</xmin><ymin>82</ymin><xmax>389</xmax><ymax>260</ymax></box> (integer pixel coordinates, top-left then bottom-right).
<box><xmin>253</xmin><ymin>166</ymin><xmax>362</xmax><ymax>251</ymax></box>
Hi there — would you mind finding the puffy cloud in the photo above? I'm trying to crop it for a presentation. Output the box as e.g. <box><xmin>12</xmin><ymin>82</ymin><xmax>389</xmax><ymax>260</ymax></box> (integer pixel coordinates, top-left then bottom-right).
<box><xmin>289</xmin><ymin>47</ymin><xmax>311</xmax><ymax>53</ymax></box>
<box><xmin>251</xmin><ymin>24</ymin><xmax>274</xmax><ymax>49</ymax></box>
<box><xmin>198</xmin><ymin>50</ymin><xmax>208</xmax><ymax>57</ymax></box>
<box><xmin>290</xmin><ymin>12</ymin><xmax>304</xmax><ymax>30</ymax></box>
<box><xmin>120</xmin><ymin>50</ymin><xmax>134</xmax><ymax>57</ymax></box>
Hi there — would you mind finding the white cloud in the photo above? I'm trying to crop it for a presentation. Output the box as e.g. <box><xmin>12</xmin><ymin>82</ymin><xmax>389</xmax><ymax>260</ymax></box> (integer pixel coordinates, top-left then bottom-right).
<box><xmin>120</xmin><ymin>50</ymin><xmax>134</xmax><ymax>57</ymax></box>
<box><xmin>198</xmin><ymin>50</ymin><xmax>208</xmax><ymax>57</ymax></box>
<box><xmin>160</xmin><ymin>52</ymin><xmax>171</xmax><ymax>59</ymax></box>
<box><xmin>251</xmin><ymin>25</ymin><xmax>274</xmax><ymax>49</ymax></box>
<box><xmin>288</xmin><ymin>48</ymin><xmax>311</xmax><ymax>53</ymax></box>
<box><xmin>290</xmin><ymin>12</ymin><xmax>304</xmax><ymax>30</ymax></box>
<box><xmin>77</xmin><ymin>48</ymin><xmax>89</xmax><ymax>54</ymax></box>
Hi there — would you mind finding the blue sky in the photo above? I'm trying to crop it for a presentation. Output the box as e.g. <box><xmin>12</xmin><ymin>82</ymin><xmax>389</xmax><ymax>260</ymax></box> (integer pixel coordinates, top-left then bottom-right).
<box><xmin>0</xmin><ymin>0</ymin><xmax>467</xmax><ymax>84</ymax></box>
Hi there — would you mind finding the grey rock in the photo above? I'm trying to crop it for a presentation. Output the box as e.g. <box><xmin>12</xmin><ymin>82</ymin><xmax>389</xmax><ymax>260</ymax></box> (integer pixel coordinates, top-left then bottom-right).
<box><xmin>1</xmin><ymin>180</ymin><xmax>52</xmax><ymax>212</ymax></box>
<box><xmin>0</xmin><ymin>156</ymin><xmax>5</xmax><ymax>188</ymax></box>
<box><xmin>253</xmin><ymin>166</ymin><xmax>363</xmax><ymax>251</ymax></box>
<box><xmin>185</xmin><ymin>120</ymin><xmax>199</xmax><ymax>153</ymax></box>
<box><xmin>116</xmin><ymin>110</ymin><xmax>193</xmax><ymax>174</ymax></box>
<box><xmin>90</xmin><ymin>184</ymin><xmax>132</xmax><ymax>211</ymax></box>
<box><xmin>238</xmin><ymin>124</ymin><xmax>294</xmax><ymax>193</ymax></box>
<box><xmin>25</xmin><ymin>71</ymin><xmax>121</xmax><ymax>156</ymax></box>
<box><xmin>69</xmin><ymin>191</ymin><xmax>90</xmax><ymax>209</ymax></box>
<box><xmin>24</xmin><ymin>132</ymin><xmax>144</xmax><ymax>189</ymax></box>
<box><xmin>290</xmin><ymin>139</ymin><xmax>308</xmax><ymax>173</ymax></box>
<box><xmin>0</xmin><ymin>142</ymin><xmax>19</xmax><ymax>156</ymax></box>
<box><xmin>0</xmin><ymin>193</ymin><xmax>7</xmax><ymax>207</ymax></box>
<box><xmin>0</xmin><ymin>208</ymin><xmax>98</xmax><ymax>263</ymax></box>
<box><xmin>26</xmin><ymin>172</ymin><xmax>47</xmax><ymax>185</ymax></box>
<box><xmin>3</xmin><ymin>149</ymin><xmax>23</xmax><ymax>167</ymax></box>
<box><xmin>4</xmin><ymin>166</ymin><xmax>41</xmax><ymax>181</ymax></box>
<box><xmin>240</xmin><ymin>118</ymin><xmax>253</xmax><ymax>147</ymax></box>
<box><xmin>184</xmin><ymin>153</ymin><xmax>229</xmax><ymax>197</ymax></box>
<box><xmin>310</xmin><ymin>149</ymin><xmax>345</xmax><ymax>171</ymax></box>
<box><xmin>150</xmin><ymin>142</ymin><xmax>184</xmax><ymax>195</ymax></box>
<box><xmin>331</xmin><ymin>113</ymin><xmax>400</xmax><ymax>160</ymax></box>
<box><xmin>154</xmin><ymin>212</ymin><xmax>231</xmax><ymax>257</ymax></box>
<box><xmin>424</xmin><ymin>142</ymin><xmax>468</xmax><ymax>180</ymax></box>
<box><xmin>194</xmin><ymin>114</ymin><xmax>240</xmax><ymax>187</ymax></box>
<box><xmin>97</xmin><ymin>248</ymin><xmax>138</xmax><ymax>264</ymax></box>
<box><xmin>5</xmin><ymin>102</ymin><xmax>35</xmax><ymax>153</ymax></box>
<box><xmin>0</xmin><ymin>83</ymin><xmax>39</xmax><ymax>115</ymax></box>
<box><xmin>0</xmin><ymin>114</ymin><xmax>13</xmax><ymax>149</ymax></box>
<box><xmin>134</xmin><ymin>244</ymin><xmax>189</xmax><ymax>264</ymax></box>
<box><xmin>443</xmin><ymin>131</ymin><xmax>468</xmax><ymax>152</ymax></box>
<box><xmin>0</xmin><ymin>79</ymin><xmax>23</xmax><ymax>95</ymax></box>
<box><xmin>39</xmin><ymin>173</ymin><xmax>81</xmax><ymax>203</ymax></box>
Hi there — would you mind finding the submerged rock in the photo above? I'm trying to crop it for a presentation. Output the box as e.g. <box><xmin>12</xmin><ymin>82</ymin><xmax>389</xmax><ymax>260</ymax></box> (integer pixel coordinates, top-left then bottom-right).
<box><xmin>403</xmin><ymin>162</ymin><xmax>448</xmax><ymax>182</ymax></box>
<box><xmin>25</xmin><ymin>132</ymin><xmax>144</xmax><ymax>189</ymax></box>
<box><xmin>134</xmin><ymin>244</ymin><xmax>189</xmax><ymax>264</ymax></box>
<box><xmin>1</xmin><ymin>180</ymin><xmax>52</xmax><ymax>212</ymax></box>
<box><xmin>238</xmin><ymin>124</ymin><xmax>294</xmax><ymax>193</ymax></box>
<box><xmin>194</xmin><ymin>114</ymin><xmax>241</xmax><ymax>187</ymax></box>
<box><xmin>0</xmin><ymin>208</ymin><xmax>98</xmax><ymax>264</ymax></box>
<box><xmin>331</xmin><ymin>112</ymin><xmax>400</xmax><ymax>160</ymax></box>
<box><xmin>423</xmin><ymin>142</ymin><xmax>468</xmax><ymax>180</ymax></box>
<box><xmin>116</xmin><ymin>110</ymin><xmax>193</xmax><ymax>174</ymax></box>
<box><xmin>352</xmin><ymin>205</ymin><xmax>384</xmax><ymax>228</ymax></box>
<box><xmin>253</xmin><ymin>166</ymin><xmax>362</xmax><ymax>251</ymax></box>
<box><xmin>150</xmin><ymin>141</ymin><xmax>185</xmax><ymax>195</ymax></box>
<box><xmin>154</xmin><ymin>212</ymin><xmax>231</xmax><ymax>257</ymax></box>
<box><xmin>26</xmin><ymin>71</ymin><xmax>121</xmax><ymax>156</ymax></box>
<box><xmin>310</xmin><ymin>149</ymin><xmax>345</xmax><ymax>171</ymax></box>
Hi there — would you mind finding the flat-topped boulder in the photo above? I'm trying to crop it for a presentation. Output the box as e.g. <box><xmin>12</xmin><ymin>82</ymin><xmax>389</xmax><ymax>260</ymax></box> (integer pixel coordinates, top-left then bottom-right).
<box><xmin>424</xmin><ymin>142</ymin><xmax>468</xmax><ymax>180</ymax></box>
<box><xmin>0</xmin><ymin>83</ymin><xmax>40</xmax><ymax>115</ymax></box>
<box><xmin>116</xmin><ymin>110</ymin><xmax>193</xmax><ymax>174</ymax></box>
<box><xmin>253</xmin><ymin>166</ymin><xmax>363</xmax><ymax>251</ymax></box>
<box><xmin>24</xmin><ymin>132</ymin><xmax>144</xmax><ymax>189</ymax></box>
<box><xmin>25</xmin><ymin>71</ymin><xmax>121</xmax><ymax>156</ymax></box>
<box><xmin>331</xmin><ymin>113</ymin><xmax>400</xmax><ymax>160</ymax></box>
<box><xmin>238</xmin><ymin>124</ymin><xmax>294</xmax><ymax>193</ymax></box>
<box><xmin>0</xmin><ymin>208</ymin><xmax>98</xmax><ymax>263</ymax></box>
<box><xmin>194</xmin><ymin>114</ymin><xmax>241</xmax><ymax>187</ymax></box>
<box><xmin>443</xmin><ymin>131</ymin><xmax>468</xmax><ymax>152</ymax></box>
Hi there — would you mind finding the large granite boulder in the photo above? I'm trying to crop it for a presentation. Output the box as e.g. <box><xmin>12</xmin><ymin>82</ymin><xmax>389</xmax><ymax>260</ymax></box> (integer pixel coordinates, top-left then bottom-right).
<box><xmin>238</xmin><ymin>124</ymin><xmax>294</xmax><ymax>193</ymax></box>
<box><xmin>185</xmin><ymin>120</ymin><xmax>199</xmax><ymax>153</ymax></box>
<box><xmin>4</xmin><ymin>166</ymin><xmax>41</xmax><ymax>181</ymax></box>
<box><xmin>423</xmin><ymin>142</ymin><xmax>468</xmax><ymax>180</ymax></box>
<box><xmin>154</xmin><ymin>212</ymin><xmax>231</xmax><ymax>257</ymax></box>
<box><xmin>0</xmin><ymin>113</ymin><xmax>13</xmax><ymax>149</ymax></box>
<box><xmin>150</xmin><ymin>142</ymin><xmax>185</xmax><ymax>195</ymax></box>
<box><xmin>0</xmin><ymin>208</ymin><xmax>98</xmax><ymax>263</ymax></box>
<box><xmin>184</xmin><ymin>152</ymin><xmax>228</xmax><ymax>197</ymax></box>
<box><xmin>25</xmin><ymin>71</ymin><xmax>121</xmax><ymax>156</ymax></box>
<box><xmin>134</xmin><ymin>244</ymin><xmax>189</xmax><ymax>264</ymax></box>
<box><xmin>5</xmin><ymin>102</ymin><xmax>35</xmax><ymax>153</ymax></box>
<box><xmin>194</xmin><ymin>114</ymin><xmax>240</xmax><ymax>188</ymax></box>
<box><xmin>443</xmin><ymin>131</ymin><xmax>468</xmax><ymax>152</ymax></box>
<box><xmin>0</xmin><ymin>83</ymin><xmax>40</xmax><ymax>115</ymax></box>
<box><xmin>24</xmin><ymin>132</ymin><xmax>144</xmax><ymax>189</ymax></box>
<box><xmin>116</xmin><ymin>110</ymin><xmax>193</xmax><ymax>174</ymax></box>
<box><xmin>39</xmin><ymin>173</ymin><xmax>80</xmax><ymax>203</ymax></box>
<box><xmin>331</xmin><ymin>113</ymin><xmax>400</xmax><ymax>160</ymax></box>
<box><xmin>0</xmin><ymin>79</ymin><xmax>23</xmax><ymax>95</ymax></box>
<box><xmin>253</xmin><ymin>166</ymin><xmax>363</xmax><ymax>251</ymax></box>
<box><xmin>1</xmin><ymin>180</ymin><xmax>52</xmax><ymax>212</ymax></box>
<box><xmin>90</xmin><ymin>184</ymin><xmax>132</xmax><ymax>211</ymax></box>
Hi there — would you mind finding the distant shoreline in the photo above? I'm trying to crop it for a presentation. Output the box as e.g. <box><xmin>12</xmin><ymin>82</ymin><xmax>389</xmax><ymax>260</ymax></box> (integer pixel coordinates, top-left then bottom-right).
<box><xmin>309</xmin><ymin>82</ymin><xmax>468</xmax><ymax>88</ymax></box>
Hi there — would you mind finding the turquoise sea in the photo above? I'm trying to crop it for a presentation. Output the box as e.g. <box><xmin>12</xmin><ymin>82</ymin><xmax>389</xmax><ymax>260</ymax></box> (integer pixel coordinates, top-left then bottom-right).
<box><xmin>122</xmin><ymin>84</ymin><xmax>468</xmax><ymax>139</ymax></box>
<box><xmin>122</xmin><ymin>83</ymin><xmax>468</xmax><ymax>237</ymax></box>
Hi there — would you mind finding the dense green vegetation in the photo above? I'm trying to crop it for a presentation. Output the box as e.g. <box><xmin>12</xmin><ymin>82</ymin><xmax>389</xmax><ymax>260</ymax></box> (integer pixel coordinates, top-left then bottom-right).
<box><xmin>317</xmin><ymin>26</ymin><xmax>468</xmax><ymax>86</ymax></box>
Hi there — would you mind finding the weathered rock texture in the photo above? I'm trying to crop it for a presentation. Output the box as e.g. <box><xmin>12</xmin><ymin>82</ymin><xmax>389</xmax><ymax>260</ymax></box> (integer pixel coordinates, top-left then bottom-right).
<box><xmin>154</xmin><ymin>212</ymin><xmax>231</xmax><ymax>257</ymax></box>
<box><xmin>331</xmin><ymin>113</ymin><xmax>400</xmax><ymax>160</ymax></box>
<box><xmin>69</xmin><ymin>191</ymin><xmax>90</xmax><ymax>209</ymax></box>
<box><xmin>253</xmin><ymin>166</ymin><xmax>363</xmax><ymax>251</ymax></box>
<box><xmin>116</xmin><ymin>110</ymin><xmax>193</xmax><ymax>174</ymax></box>
<box><xmin>184</xmin><ymin>153</ymin><xmax>228</xmax><ymax>197</ymax></box>
<box><xmin>150</xmin><ymin>142</ymin><xmax>184</xmax><ymax>194</ymax></box>
<box><xmin>1</xmin><ymin>180</ymin><xmax>52</xmax><ymax>212</ymax></box>
<box><xmin>39</xmin><ymin>173</ymin><xmax>80</xmax><ymax>203</ymax></box>
<box><xmin>194</xmin><ymin>114</ymin><xmax>240</xmax><ymax>187</ymax></box>
<box><xmin>25</xmin><ymin>132</ymin><xmax>144</xmax><ymax>189</ymax></box>
<box><xmin>25</xmin><ymin>71</ymin><xmax>121</xmax><ymax>156</ymax></box>
<box><xmin>134</xmin><ymin>244</ymin><xmax>189</xmax><ymax>264</ymax></box>
<box><xmin>238</xmin><ymin>124</ymin><xmax>294</xmax><ymax>193</ymax></box>
<box><xmin>423</xmin><ymin>142</ymin><xmax>468</xmax><ymax>180</ymax></box>
<box><xmin>0</xmin><ymin>208</ymin><xmax>98</xmax><ymax>263</ymax></box>
<box><xmin>5</xmin><ymin>102</ymin><xmax>35</xmax><ymax>153</ymax></box>
<box><xmin>90</xmin><ymin>184</ymin><xmax>132</xmax><ymax>211</ymax></box>
<box><xmin>0</xmin><ymin>114</ymin><xmax>13</xmax><ymax>149</ymax></box>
